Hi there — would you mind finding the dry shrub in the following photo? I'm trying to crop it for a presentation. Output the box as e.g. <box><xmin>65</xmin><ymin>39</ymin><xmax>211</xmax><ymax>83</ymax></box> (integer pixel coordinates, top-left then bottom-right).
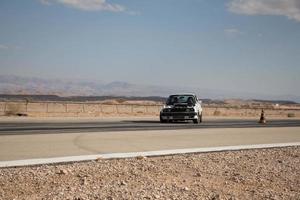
<box><xmin>213</xmin><ymin>110</ymin><xmax>221</xmax><ymax>116</ymax></box>
<box><xmin>287</xmin><ymin>113</ymin><xmax>295</xmax><ymax>118</ymax></box>
<box><xmin>5</xmin><ymin>103</ymin><xmax>27</xmax><ymax>116</ymax></box>
<box><xmin>115</xmin><ymin>99</ymin><xmax>126</xmax><ymax>104</ymax></box>
<box><xmin>5</xmin><ymin>104</ymin><xmax>21</xmax><ymax>116</ymax></box>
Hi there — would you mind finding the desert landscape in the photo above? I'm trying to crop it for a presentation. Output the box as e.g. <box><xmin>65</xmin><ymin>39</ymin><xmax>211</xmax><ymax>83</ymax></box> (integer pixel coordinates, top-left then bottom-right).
<box><xmin>1</xmin><ymin>0</ymin><xmax>300</xmax><ymax>199</ymax></box>
<box><xmin>1</xmin><ymin>95</ymin><xmax>300</xmax><ymax>118</ymax></box>
<box><xmin>1</xmin><ymin>90</ymin><xmax>300</xmax><ymax>200</ymax></box>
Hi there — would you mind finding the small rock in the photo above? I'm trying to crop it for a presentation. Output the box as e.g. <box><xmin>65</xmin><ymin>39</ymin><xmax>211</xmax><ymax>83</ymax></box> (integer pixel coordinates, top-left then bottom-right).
<box><xmin>81</xmin><ymin>178</ymin><xmax>88</xmax><ymax>185</ymax></box>
<box><xmin>195</xmin><ymin>172</ymin><xmax>201</xmax><ymax>177</ymax></box>
<box><xmin>120</xmin><ymin>181</ymin><xmax>127</xmax><ymax>186</ymax></box>
<box><xmin>57</xmin><ymin>169</ymin><xmax>68</xmax><ymax>175</ymax></box>
<box><xmin>136</xmin><ymin>156</ymin><xmax>147</xmax><ymax>160</ymax></box>
<box><xmin>95</xmin><ymin>157</ymin><xmax>103</xmax><ymax>161</ymax></box>
<box><xmin>74</xmin><ymin>197</ymin><xmax>84</xmax><ymax>200</ymax></box>
<box><xmin>183</xmin><ymin>187</ymin><xmax>190</xmax><ymax>191</ymax></box>
<box><xmin>210</xmin><ymin>193</ymin><xmax>220</xmax><ymax>200</ymax></box>
<box><xmin>233</xmin><ymin>172</ymin><xmax>240</xmax><ymax>176</ymax></box>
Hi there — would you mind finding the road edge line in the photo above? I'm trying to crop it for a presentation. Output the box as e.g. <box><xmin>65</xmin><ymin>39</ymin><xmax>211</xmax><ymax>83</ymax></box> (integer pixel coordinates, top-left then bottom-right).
<box><xmin>1</xmin><ymin>142</ymin><xmax>300</xmax><ymax>168</ymax></box>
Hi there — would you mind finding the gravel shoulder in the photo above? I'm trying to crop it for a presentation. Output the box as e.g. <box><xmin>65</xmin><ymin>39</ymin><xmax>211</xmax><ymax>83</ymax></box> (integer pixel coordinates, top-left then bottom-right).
<box><xmin>1</xmin><ymin>147</ymin><xmax>299</xmax><ymax>200</ymax></box>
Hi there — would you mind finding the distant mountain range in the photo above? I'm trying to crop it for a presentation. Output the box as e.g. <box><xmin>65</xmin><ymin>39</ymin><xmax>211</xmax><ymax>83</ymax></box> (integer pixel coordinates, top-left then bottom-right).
<box><xmin>0</xmin><ymin>75</ymin><xmax>299</xmax><ymax>102</ymax></box>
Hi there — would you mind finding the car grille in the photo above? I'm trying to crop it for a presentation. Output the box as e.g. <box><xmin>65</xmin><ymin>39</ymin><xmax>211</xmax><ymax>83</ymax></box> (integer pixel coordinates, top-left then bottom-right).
<box><xmin>161</xmin><ymin>112</ymin><xmax>196</xmax><ymax>117</ymax></box>
<box><xmin>171</xmin><ymin>107</ymin><xmax>187</xmax><ymax>112</ymax></box>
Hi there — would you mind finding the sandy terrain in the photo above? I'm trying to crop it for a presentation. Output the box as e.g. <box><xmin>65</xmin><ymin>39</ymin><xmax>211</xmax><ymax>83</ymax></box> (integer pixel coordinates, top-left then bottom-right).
<box><xmin>0</xmin><ymin>147</ymin><xmax>299</xmax><ymax>200</ymax></box>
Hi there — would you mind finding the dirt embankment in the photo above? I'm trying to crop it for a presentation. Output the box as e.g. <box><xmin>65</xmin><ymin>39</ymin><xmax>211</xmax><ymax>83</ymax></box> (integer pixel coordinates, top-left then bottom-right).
<box><xmin>0</xmin><ymin>147</ymin><xmax>299</xmax><ymax>200</ymax></box>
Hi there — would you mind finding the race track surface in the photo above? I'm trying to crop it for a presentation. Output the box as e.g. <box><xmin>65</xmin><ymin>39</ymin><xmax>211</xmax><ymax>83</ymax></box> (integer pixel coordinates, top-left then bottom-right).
<box><xmin>0</xmin><ymin>119</ymin><xmax>300</xmax><ymax>135</ymax></box>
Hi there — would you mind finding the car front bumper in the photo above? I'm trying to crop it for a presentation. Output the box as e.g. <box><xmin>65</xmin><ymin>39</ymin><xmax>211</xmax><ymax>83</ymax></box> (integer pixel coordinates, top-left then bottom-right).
<box><xmin>160</xmin><ymin>112</ymin><xmax>198</xmax><ymax>120</ymax></box>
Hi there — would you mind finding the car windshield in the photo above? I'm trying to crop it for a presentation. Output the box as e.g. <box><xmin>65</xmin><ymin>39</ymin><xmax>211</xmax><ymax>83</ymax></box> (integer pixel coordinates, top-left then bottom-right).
<box><xmin>166</xmin><ymin>95</ymin><xmax>195</xmax><ymax>106</ymax></box>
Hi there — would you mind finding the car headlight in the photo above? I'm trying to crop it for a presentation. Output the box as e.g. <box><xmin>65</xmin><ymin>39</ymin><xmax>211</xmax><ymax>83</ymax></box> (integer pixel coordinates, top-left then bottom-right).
<box><xmin>186</xmin><ymin>108</ymin><xmax>195</xmax><ymax>112</ymax></box>
<box><xmin>163</xmin><ymin>108</ymin><xmax>171</xmax><ymax>112</ymax></box>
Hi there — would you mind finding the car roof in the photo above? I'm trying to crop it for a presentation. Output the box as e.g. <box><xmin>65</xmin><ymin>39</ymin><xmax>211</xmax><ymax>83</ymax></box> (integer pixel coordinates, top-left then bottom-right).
<box><xmin>169</xmin><ymin>94</ymin><xmax>196</xmax><ymax>97</ymax></box>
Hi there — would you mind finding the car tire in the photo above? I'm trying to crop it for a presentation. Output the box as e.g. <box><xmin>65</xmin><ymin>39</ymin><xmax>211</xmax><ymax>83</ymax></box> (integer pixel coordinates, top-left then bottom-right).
<box><xmin>193</xmin><ymin>112</ymin><xmax>202</xmax><ymax>124</ymax></box>
<box><xmin>160</xmin><ymin>116</ymin><xmax>166</xmax><ymax>123</ymax></box>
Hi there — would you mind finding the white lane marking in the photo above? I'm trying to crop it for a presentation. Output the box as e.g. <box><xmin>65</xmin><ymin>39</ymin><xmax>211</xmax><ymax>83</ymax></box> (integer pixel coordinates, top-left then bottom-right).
<box><xmin>0</xmin><ymin>142</ymin><xmax>299</xmax><ymax>168</ymax></box>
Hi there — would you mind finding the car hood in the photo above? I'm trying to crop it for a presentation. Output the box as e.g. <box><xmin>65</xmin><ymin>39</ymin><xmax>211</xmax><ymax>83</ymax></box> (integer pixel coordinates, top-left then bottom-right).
<box><xmin>163</xmin><ymin>104</ymin><xmax>195</xmax><ymax>109</ymax></box>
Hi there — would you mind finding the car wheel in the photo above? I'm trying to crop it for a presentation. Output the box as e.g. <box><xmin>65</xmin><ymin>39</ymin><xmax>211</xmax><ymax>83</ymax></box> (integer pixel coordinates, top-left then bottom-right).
<box><xmin>193</xmin><ymin>113</ymin><xmax>200</xmax><ymax>124</ymax></box>
<box><xmin>160</xmin><ymin>116</ymin><xmax>166</xmax><ymax>123</ymax></box>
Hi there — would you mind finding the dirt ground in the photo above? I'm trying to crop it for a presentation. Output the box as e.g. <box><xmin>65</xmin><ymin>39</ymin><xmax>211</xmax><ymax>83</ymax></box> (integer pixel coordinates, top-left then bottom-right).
<box><xmin>0</xmin><ymin>147</ymin><xmax>299</xmax><ymax>200</ymax></box>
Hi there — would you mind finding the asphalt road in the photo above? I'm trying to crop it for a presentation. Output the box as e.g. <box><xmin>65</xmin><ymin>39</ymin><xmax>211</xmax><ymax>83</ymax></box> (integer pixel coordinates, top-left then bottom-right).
<box><xmin>1</xmin><ymin>119</ymin><xmax>300</xmax><ymax>135</ymax></box>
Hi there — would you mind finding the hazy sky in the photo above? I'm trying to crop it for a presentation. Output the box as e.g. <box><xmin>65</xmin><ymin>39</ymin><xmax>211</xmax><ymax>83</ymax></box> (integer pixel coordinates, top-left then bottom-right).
<box><xmin>0</xmin><ymin>0</ymin><xmax>300</xmax><ymax>96</ymax></box>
